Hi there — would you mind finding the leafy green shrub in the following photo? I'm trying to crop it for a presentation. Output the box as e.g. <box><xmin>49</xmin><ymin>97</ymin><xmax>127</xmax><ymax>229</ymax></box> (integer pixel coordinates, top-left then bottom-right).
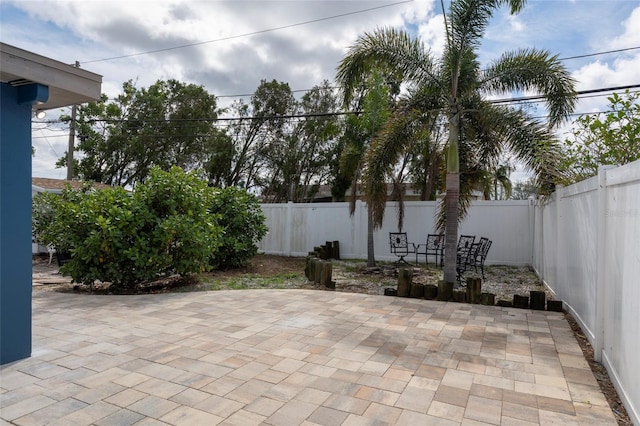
<box><xmin>208</xmin><ymin>186</ymin><xmax>268</xmax><ymax>269</ymax></box>
<box><xmin>34</xmin><ymin>167</ymin><xmax>222</xmax><ymax>289</ymax></box>
<box><xmin>32</xmin><ymin>183</ymin><xmax>95</xmax><ymax>253</ymax></box>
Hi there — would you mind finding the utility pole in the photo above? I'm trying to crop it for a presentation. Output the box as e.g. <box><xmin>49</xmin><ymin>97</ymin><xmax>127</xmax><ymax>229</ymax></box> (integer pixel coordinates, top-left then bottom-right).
<box><xmin>66</xmin><ymin>61</ymin><xmax>80</xmax><ymax>180</ymax></box>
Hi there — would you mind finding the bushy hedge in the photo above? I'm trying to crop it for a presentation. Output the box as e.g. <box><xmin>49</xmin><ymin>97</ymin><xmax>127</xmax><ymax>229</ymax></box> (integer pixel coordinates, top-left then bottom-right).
<box><xmin>32</xmin><ymin>167</ymin><xmax>267</xmax><ymax>289</ymax></box>
<box><xmin>209</xmin><ymin>186</ymin><xmax>268</xmax><ymax>269</ymax></box>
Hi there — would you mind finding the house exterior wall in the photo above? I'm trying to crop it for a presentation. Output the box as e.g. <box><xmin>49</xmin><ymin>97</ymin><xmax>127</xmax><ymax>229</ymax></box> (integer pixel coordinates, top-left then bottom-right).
<box><xmin>0</xmin><ymin>83</ymin><xmax>40</xmax><ymax>364</ymax></box>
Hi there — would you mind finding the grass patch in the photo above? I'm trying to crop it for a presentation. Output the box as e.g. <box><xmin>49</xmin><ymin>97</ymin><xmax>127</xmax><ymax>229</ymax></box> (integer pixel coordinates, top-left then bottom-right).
<box><xmin>200</xmin><ymin>272</ymin><xmax>306</xmax><ymax>291</ymax></box>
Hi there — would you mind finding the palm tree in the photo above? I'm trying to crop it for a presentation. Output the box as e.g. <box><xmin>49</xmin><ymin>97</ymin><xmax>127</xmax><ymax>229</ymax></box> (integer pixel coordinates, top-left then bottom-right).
<box><xmin>478</xmin><ymin>162</ymin><xmax>514</xmax><ymax>200</ymax></box>
<box><xmin>338</xmin><ymin>70</ymin><xmax>392</xmax><ymax>267</ymax></box>
<box><xmin>336</xmin><ymin>0</ymin><xmax>576</xmax><ymax>285</ymax></box>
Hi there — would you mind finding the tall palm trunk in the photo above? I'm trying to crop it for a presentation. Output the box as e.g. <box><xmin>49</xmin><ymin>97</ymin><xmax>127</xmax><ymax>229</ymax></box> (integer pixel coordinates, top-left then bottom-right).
<box><xmin>443</xmin><ymin>105</ymin><xmax>460</xmax><ymax>285</ymax></box>
<box><xmin>367</xmin><ymin>206</ymin><xmax>376</xmax><ymax>267</ymax></box>
<box><xmin>443</xmin><ymin>173</ymin><xmax>460</xmax><ymax>284</ymax></box>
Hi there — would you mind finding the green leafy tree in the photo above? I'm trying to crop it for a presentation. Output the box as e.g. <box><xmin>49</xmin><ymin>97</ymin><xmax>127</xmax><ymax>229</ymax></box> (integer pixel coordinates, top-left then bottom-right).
<box><xmin>59</xmin><ymin>80</ymin><xmax>224</xmax><ymax>186</ymax></box>
<box><xmin>216</xmin><ymin>80</ymin><xmax>342</xmax><ymax>201</ymax></box>
<box><xmin>336</xmin><ymin>0</ymin><xmax>576</xmax><ymax>284</ymax></box>
<box><xmin>511</xmin><ymin>177</ymin><xmax>538</xmax><ymax>200</ymax></box>
<box><xmin>216</xmin><ymin>80</ymin><xmax>296</xmax><ymax>192</ymax></box>
<box><xmin>209</xmin><ymin>187</ymin><xmax>268</xmax><ymax>268</ymax></box>
<box><xmin>563</xmin><ymin>90</ymin><xmax>640</xmax><ymax>182</ymax></box>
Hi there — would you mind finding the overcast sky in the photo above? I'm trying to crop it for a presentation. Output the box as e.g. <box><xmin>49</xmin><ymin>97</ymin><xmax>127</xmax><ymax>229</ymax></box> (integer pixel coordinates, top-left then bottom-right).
<box><xmin>1</xmin><ymin>0</ymin><xmax>638</xmax><ymax>180</ymax></box>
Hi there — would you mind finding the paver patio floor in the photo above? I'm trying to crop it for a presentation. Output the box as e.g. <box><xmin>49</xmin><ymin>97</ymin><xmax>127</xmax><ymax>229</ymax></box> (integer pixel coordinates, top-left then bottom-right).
<box><xmin>1</xmin><ymin>289</ymin><xmax>616</xmax><ymax>425</ymax></box>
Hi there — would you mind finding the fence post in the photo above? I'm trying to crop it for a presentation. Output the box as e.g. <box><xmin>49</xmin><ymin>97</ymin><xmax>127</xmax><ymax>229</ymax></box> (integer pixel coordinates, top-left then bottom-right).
<box><xmin>355</xmin><ymin>200</ymin><xmax>366</xmax><ymax>259</ymax></box>
<box><xmin>555</xmin><ymin>185</ymin><xmax>565</xmax><ymax>298</ymax></box>
<box><xmin>284</xmin><ymin>201</ymin><xmax>293</xmax><ymax>257</ymax></box>
<box><xmin>528</xmin><ymin>196</ymin><xmax>535</xmax><ymax>267</ymax></box>
<box><xmin>594</xmin><ymin>167</ymin><xmax>609</xmax><ymax>362</ymax></box>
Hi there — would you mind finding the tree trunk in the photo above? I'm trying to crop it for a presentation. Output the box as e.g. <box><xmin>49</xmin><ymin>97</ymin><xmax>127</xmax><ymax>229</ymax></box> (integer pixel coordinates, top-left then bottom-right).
<box><xmin>443</xmin><ymin>172</ymin><xmax>460</xmax><ymax>285</ymax></box>
<box><xmin>443</xmin><ymin>100</ymin><xmax>460</xmax><ymax>286</ymax></box>
<box><xmin>367</xmin><ymin>205</ymin><xmax>375</xmax><ymax>267</ymax></box>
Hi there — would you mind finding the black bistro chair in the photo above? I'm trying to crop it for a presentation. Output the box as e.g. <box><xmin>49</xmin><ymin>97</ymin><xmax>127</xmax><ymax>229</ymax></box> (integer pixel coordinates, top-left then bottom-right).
<box><xmin>415</xmin><ymin>234</ymin><xmax>444</xmax><ymax>266</ymax></box>
<box><xmin>455</xmin><ymin>235</ymin><xmax>476</xmax><ymax>283</ymax></box>
<box><xmin>467</xmin><ymin>237</ymin><xmax>492</xmax><ymax>278</ymax></box>
<box><xmin>389</xmin><ymin>232</ymin><xmax>415</xmax><ymax>264</ymax></box>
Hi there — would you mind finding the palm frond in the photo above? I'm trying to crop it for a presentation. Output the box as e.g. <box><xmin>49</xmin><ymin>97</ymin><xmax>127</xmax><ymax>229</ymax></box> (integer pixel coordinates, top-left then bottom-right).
<box><xmin>481</xmin><ymin>48</ymin><xmax>577</xmax><ymax>127</ymax></box>
<box><xmin>336</xmin><ymin>28</ymin><xmax>439</xmax><ymax>107</ymax></box>
<box><xmin>363</xmin><ymin>111</ymin><xmax>423</xmax><ymax>228</ymax></box>
<box><xmin>489</xmin><ymin>107</ymin><xmax>568</xmax><ymax>188</ymax></box>
<box><xmin>448</xmin><ymin>0</ymin><xmax>526</xmax><ymax>56</ymax></box>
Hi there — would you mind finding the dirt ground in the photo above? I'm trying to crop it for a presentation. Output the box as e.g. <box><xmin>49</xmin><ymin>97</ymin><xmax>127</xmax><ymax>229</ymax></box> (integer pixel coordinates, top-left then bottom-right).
<box><xmin>32</xmin><ymin>253</ymin><xmax>631</xmax><ymax>425</ymax></box>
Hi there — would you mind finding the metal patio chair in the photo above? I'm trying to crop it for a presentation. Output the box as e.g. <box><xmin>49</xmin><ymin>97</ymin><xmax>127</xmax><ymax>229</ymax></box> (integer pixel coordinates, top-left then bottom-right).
<box><xmin>389</xmin><ymin>232</ymin><xmax>415</xmax><ymax>264</ymax></box>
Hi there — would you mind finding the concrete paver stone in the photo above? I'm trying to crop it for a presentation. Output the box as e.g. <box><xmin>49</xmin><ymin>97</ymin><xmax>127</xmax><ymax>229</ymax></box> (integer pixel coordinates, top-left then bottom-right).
<box><xmin>0</xmin><ymin>290</ymin><xmax>616</xmax><ymax>425</ymax></box>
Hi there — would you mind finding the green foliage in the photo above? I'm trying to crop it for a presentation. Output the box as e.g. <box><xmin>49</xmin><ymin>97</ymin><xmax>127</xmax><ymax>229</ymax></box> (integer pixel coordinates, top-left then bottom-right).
<box><xmin>511</xmin><ymin>178</ymin><xmax>539</xmax><ymax>200</ymax></box>
<box><xmin>59</xmin><ymin>80</ymin><xmax>225</xmax><ymax>186</ymax></box>
<box><xmin>208</xmin><ymin>187</ymin><xmax>268</xmax><ymax>269</ymax></box>
<box><xmin>563</xmin><ymin>90</ymin><xmax>640</xmax><ymax>182</ymax></box>
<box><xmin>32</xmin><ymin>182</ymin><xmax>97</xmax><ymax>251</ymax></box>
<box><xmin>34</xmin><ymin>167</ymin><xmax>223</xmax><ymax>289</ymax></box>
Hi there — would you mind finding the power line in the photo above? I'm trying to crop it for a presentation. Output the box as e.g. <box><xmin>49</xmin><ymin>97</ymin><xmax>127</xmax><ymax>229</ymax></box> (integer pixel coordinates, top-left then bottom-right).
<box><xmin>31</xmin><ymin>83</ymin><xmax>639</xmax><ymax>128</ymax></box>
<box><xmin>558</xmin><ymin>46</ymin><xmax>640</xmax><ymax>61</ymax></box>
<box><xmin>489</xmin><ymin>84</ymin><xmax>640</xmax><ymax>105</ymax></box>
<box><xmin>81</xmin><ymin>0</ymin><xmax>413</xmax><ymax>64</ymax></box>
<box><xmin>35</xmin><ymin>129</ymin><xmax>60</xmax><ymax>158</ymax></box>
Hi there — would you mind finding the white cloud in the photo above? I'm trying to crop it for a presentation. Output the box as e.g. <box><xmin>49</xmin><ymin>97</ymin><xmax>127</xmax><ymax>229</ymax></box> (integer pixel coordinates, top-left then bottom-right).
<box><xmin>610</xmin><ymin>6</ymin><xmax>640</xmax><ymax>49</ymax></box>
<box><xmin>418</xmin><ymin>13</ymin><xmax>446</xmax><ymax>58</ymax></box>
<box><xmin>3</xmin><ymin>0</ymin><xmax>637</xmax><ymax>179</ymax></box>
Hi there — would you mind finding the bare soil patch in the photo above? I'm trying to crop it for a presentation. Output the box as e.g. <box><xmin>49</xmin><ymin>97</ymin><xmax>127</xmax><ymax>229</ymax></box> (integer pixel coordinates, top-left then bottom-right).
<box><xmin>32</xmin><ymin>253</ymin><xmax>630</xmax><ymax>424</ymax></box>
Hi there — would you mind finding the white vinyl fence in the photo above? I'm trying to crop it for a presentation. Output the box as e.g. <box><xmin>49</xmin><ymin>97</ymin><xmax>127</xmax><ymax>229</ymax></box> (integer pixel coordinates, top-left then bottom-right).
<box><xmin>259</xmin><ymin>199</ymin><xmax>534</xmax><ymax>265</ymax></box>
<box><xmin>533</xmin><ymin>160</ymin><xmax>640</xmax><ymax>425</ymax></box>
<box><xmin>259</xmin><ymin>161</ymin><xmax>640</xmax><ymax>422</ymax></box>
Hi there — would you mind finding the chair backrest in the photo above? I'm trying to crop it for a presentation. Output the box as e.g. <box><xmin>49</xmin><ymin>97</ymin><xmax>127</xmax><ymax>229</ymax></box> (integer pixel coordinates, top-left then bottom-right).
<box><xmin>457</xmin><ymin>235</ymin><xmax>475</xmax><ymax>250</ymax></box>
<box><xmin>389</xmin><ymin>232</ymin><xmax>409</xmax><ymax>252</ymax></box>
<box><xmin>480</xmin><ymin>239</ymin><xmax>492</xmax><ymax>258</ymax></box>
<box><xmin>476</xmin><ymin>237</ymin><xmax>489</xmax><ymax>255</ymax></box>
<box><xmin>468</xmin><ymin>242</ymin><xmax>482</xmax><ymax>258</ymax></box>
<box><xmin>426</xmin><ymin>234</ymin><xmax>444</xmax><ymax>250</ymax></box>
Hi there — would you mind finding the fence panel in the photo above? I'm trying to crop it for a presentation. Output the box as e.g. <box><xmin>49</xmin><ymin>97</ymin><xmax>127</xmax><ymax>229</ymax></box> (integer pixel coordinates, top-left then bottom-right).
<box><xmin>602</xmin><ymin>162</ymin><xmax>640</xmax><ymax>424</ymax></box>
<box><xmin>259</xmin><ymin>200</ymin><xmax>532</xmax><ymax>265</ymax></box>
<box><xmin>558</xmin><ymin>177</ymin><xmax>599</xmax><ymax>341</ymax></box>
<box><xmin>533</xmin><ymin>161</ymin><xmax>640</xmax><ymax>425</ymax></box>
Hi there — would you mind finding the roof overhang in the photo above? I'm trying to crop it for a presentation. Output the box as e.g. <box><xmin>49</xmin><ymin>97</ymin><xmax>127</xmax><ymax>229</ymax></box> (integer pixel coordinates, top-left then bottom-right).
<box><xmin>0</xmin><ymin>43</ymin><xmax>102</xmax><ymax>110</ymax></box>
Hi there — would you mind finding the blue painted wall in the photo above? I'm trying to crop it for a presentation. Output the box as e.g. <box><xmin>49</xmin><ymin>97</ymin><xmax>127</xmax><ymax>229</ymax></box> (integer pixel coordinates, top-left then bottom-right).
<box><xmin>1</xmin><ymin>82</ymin><xmax>48</xmax><ymax>364</ymax></box>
